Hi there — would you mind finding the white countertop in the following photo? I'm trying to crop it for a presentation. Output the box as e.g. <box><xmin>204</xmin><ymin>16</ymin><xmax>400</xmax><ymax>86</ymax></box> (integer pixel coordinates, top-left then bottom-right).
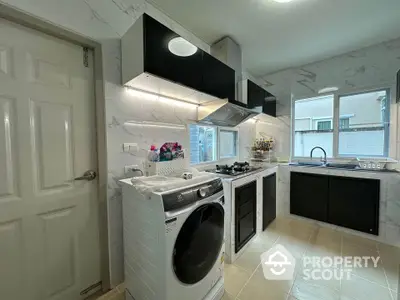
<box><xmin>287</xmin><ymin>164</ymin><xmax>400</xmax><ymax>180</ymax></box>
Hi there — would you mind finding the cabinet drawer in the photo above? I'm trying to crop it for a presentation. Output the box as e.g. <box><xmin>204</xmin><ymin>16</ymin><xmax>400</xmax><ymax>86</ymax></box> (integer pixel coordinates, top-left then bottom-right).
<box><xmin>238</xmin><ymin>213</ymin><xmax>255</xmax><ymax>244</ymax></box>
<box><xmin>238</xmin><ymin>200</ymin><xmax>254</xmax><ymax>218</ymax></box>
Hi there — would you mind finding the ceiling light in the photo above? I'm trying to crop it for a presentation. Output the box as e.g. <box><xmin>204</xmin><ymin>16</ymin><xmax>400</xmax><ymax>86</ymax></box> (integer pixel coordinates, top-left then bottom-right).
<box><xmin>168</xmin><ymin>37</ymin><xmax>198</xmax><ymax>57</ymax></box>
<box><xmin>318</xmin><ymin>87</ymin><xmax>339</xmax><ymax>94</ymax></box>
<box><xmin>273</xmin><ymin>0</ymin><xmax>294</xmax><ymax>3</ymax></box>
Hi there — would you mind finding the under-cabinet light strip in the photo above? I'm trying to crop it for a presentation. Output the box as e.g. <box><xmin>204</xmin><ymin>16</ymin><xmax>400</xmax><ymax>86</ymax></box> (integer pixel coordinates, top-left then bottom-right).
<box><xmin>124</xmin><ymin>120</ymin><xmax>186</xmax><ymax>130</ymax></box>
<box><xmin>124</xmin><ymin>86</ymin><xmax>200</xmax><ymax>107</ymax></box>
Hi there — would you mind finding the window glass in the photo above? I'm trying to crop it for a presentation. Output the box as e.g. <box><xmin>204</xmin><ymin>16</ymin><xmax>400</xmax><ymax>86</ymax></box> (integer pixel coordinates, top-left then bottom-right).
<box><xmin>190</xmin><ymin>125</ymin><xmax>217</xmax><ymax>164</ymax></box>
<box><xmin>220</xmin><ymin>130</ymin><xmax>237</xmax><ymax>158</ymax></box>
<box><xmin>294</xmin><ymin>95</ymin><xmax>334</xmax><ymax>157</ymax></box>
<box><xmin>338</xmin><ymin>90</ymin><xmax>390</xmax><ymax>157</ymax></box>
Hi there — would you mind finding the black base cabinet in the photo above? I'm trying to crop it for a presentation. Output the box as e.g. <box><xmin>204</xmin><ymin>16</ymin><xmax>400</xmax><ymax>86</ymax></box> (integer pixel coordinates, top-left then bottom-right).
<box><xmin>328</xmin><ymin>176</ymin><xmax>379</xmax><ymax>235</ymax></box>
<box><xmin>290</xmin><ymin>172</ymin><xmax>380</xmax><ymax>235</ymax></box>
<box><xmin>263</xmin><ymin>173</ymin><xmax>276</xmax><ymax>230</ymax></box>
<box><xmin>235</xmin><ymin>181</ymin><xmax>257</xmax><ymax>253</ymax></box>
<box><xmin>290</xmin><ymin>172</ymin><xmax>329</xmax><ymax>222</ymax></box>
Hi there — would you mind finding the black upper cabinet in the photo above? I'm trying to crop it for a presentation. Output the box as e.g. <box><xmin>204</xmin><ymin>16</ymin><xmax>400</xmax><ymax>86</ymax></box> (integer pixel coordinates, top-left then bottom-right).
<box><xmin>247</xmin><ymin>80</ymin><xmax>276</xmax><ymax>117</ymax></box>
<box><xmin>143</xmin><ymin>14</ymin><xmax>203</xmax><ymax>91</ymax></box>
<box><xmin>141</xmin><ymin>14</ymin><xmax>235</xmax><ymax>101</ymax></box>
<box><xmin>290</xmin><ymin>172</ymin><xmax>329</xmax><ymax>222</ymax></box>
<box><xmin>328</xmin><ymin>176</ymin><xmax>380</xmax><ymax>235</ymax></box>
<box><xmin>202</xmin><ymin>52</ymin><xmax>235</xmax><ymax>101</ymax></box>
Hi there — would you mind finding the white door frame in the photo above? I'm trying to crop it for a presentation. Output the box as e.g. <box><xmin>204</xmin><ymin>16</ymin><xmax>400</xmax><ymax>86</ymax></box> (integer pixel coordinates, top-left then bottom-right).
<box><xmin>0</xmin><ymin>4</ymin><xmax>110</xmax><ymax>291</ymax></box>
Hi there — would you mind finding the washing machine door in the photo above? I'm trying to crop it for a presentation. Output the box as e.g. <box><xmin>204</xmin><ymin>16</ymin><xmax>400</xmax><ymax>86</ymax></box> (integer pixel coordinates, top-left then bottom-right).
<box><xmin>173</xmin><ymin>202</ymin><xmax>224</xmax><ymax>285</ymax></box>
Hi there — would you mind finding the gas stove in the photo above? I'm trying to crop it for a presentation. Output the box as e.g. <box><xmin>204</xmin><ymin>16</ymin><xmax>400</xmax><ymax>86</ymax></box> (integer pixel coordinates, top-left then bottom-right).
<box><xmin>207</xmin><ymin>162</ymin><xmax>260</xmax><ymax>177</ymax></box>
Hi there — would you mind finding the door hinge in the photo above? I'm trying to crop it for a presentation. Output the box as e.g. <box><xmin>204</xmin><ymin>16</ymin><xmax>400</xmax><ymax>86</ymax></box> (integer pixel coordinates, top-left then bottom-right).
<box><xmin>83</xmin><ymin>47</ymin><xmax>89</xmax><ymax>67</ymax></box>
<box><xmin>80</xmin><ymin>281</ymin><xmax>102</xmax><ymax>296</ymax></box>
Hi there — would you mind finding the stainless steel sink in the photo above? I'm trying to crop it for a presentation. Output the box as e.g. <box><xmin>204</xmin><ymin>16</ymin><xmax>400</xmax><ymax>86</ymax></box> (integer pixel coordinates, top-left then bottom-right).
<box><xmin>289</xmin><ymin>162</ymin><xmax>325</xmax><ymax>167</ymax></box>
<box><xmin>325</xmin><ymin>163</ymin><xmax>358</xmax><ymax>170</ymax></box>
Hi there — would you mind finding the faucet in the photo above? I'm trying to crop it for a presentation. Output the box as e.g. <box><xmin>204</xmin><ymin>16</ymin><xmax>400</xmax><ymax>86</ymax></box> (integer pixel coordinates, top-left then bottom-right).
<box><xmin>310</xmin><ymin>146</ymin><xmax>327</xmax><ymax>164</ymax></box>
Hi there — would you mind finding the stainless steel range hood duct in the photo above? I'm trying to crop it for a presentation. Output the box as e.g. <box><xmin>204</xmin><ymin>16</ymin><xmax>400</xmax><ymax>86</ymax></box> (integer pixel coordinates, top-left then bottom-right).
<box><xmin>198</xmin><ymin>98</ymin><xmax>258</xmax><ymax>127</ymax></box>
<box><xmin>197</xmin><ymin>37</ymin><xmax>257</xmax><ymax>127</ymax></box>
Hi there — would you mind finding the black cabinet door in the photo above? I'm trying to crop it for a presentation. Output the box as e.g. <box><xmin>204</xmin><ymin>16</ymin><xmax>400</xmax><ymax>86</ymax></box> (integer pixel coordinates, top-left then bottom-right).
<box><xmin>290</xmin><ymin>172</ymin><xmax>329</xmax><ymax>222</ymax></box>
<box><xmin>235</xmin><ymin>180</ymin><xmax>257</xmax><ymax>253</ymax></box>
<box><xmin>247</xmin><ymin>80</ymin><xmax>264</xmax><ymax>109</ymax></box>
<box><xmin>143</xmin><ymin>14</ymin><xmax>203</xmax><ymax>91</ymax></box>
<box><xmin>263</xmin><ymin>91</ymin><xmax>276</xmax><ymax>117</ymax></box>
<box><xmin>328</xmin><ymin>176</ymin><xmax>379</xmax><ymax>235</ymax></box>
<box><xmin>263</xmin><ymin>173</ymin><xmax>276</xmax><ymax>230</ymax></box>
<box><xmin>202</xmin><ymin>52</ymin><xmax>235</xmax><ymax>101</ymax></box>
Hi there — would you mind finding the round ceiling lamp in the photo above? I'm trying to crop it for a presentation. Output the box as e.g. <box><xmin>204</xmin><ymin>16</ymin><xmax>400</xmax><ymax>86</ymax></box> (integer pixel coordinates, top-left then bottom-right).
<box><xmin>168</xmin><ymin>37</ymin><xmax>198</xmax><ymax>57</ymax></box>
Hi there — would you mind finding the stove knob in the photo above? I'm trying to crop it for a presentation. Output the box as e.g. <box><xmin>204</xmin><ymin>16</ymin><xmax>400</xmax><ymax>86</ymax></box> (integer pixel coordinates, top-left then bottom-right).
<box><xmin>198</xmin><ymin>187</ymin><xmax>207</xmax><ymax>198</ymax></box>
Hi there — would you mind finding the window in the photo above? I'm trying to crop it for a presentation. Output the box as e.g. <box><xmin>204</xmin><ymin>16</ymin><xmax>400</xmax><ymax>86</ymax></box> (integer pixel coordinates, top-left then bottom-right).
<box><xmin>293</xmin><ymin>89</ymin><xmax>390</xmax><ymax>158</ymax></box>
<box><xmin>189</xmin><ymin>125</ymin><xmax>238</xmax><ymax>164</ymax></box>
<box><xmin>339</xmin><ymin>118</ymin><xmax>350</xmax><ymax>129</ymax></box>
<box><xmin>190</xmin><ymin>125</ymin><xmax>217</xmax><ymax>164</ymax></box>
<box><xmin>294</xmin><ymin>95</ymin><xmax>334</xmax><ymax>157</ymax></box>
<box><xmin>317</xmin><ymin>120</ymin><xmax>332</xmax><ymax>131</ymax></box>
<box><xmin>339</xmin><ymin>89</ymin><xmax>390</xmax><ymax>157</ymax></box>
<box><xmin>219</xmin><ymin>130</ymin><xmax>237</xmax><ymax>158</ymax></box>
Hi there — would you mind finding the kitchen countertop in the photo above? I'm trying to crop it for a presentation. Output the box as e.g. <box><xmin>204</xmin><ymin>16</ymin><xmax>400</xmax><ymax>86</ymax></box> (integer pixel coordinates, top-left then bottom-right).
<box><xmin>287</xmin><ymin>164</ymin><xmax>400</xmax><ymax>180</ymax></box>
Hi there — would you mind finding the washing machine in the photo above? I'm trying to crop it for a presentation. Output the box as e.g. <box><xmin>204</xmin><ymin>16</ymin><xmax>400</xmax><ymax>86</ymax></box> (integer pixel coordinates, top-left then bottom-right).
<box><xmin>121</xmin><ymin>175</ymin><xmax>225</xmax><ymax>300</ymax></box>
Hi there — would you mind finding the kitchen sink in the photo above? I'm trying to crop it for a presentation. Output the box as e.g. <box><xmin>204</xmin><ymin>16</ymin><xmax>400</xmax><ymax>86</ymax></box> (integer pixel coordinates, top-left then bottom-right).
<box><xmin>289</xmin><ymin>161</ymin><xmax>325</xmax><ymax>167</ymax></box>
<box><xmin>325</xmin><ymin>163</ymin><xmax>358</xmax><ymax>170</ymax></box>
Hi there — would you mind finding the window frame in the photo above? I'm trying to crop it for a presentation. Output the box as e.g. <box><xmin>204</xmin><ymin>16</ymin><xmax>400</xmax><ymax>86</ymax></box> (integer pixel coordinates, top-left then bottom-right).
<box><xmin>189</xmin><ymin>123</ymin><xmax>239</xmax><ymax>166</ymax></box>
<box><xmin>291</xmin><ymin>86</ymin><xmax>394</xmax><ymax>160</ymax></box>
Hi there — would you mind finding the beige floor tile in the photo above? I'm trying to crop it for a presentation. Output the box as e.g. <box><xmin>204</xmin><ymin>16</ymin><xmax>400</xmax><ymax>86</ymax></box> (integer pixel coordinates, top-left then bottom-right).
<box><xmin>270</xmin><ymin>218</ymin><xmax>316</xmax><ymax>241</ymax></box>
<box><xmin>234</xmin><ymin>248</ymin><xmax>263</xmax><ymax>274</ymax></box>
<box><xmin>347</xmin><ymin>259</ymin><xmax>388</xmax><ymax>287</ymax></box>
<box><xmin>234</xmin><ymin>235</ymin><xmax>277</xmax><ymax>273</ymax></box>
<box><xmin>341</xmin><ymin>232</ymin><xmax>378</xmax><ymax>251</ymax></box>
<box><xmin>245</xmin><ymin>266</ymin><xmax>294</xmax><ymax>295</ymax></box>
<box><xmin>295</xmin><ymin>266</ymin><xmax>341</xmax><ymax>292</ymax></box>
<box><xmin>391</xmin><ymin>289</ymin><xmax>399</xmax><ymax>300</ymax></box>
<box><xmin>237</xmin><ymin>267</ymin><xmax>291</xmax><ymax>300</ymax></box>
<box><xmin>224</xmin><ymin>264</ymin><xmax>252</xmax><ymax>297</ymax></box>
<box><xmin>340</xmin><ymin>274</ymin><xmax>392</xmax><ymax>300</ymax></box>
<box><xmin>291</xmin><ymin>272</ymin><xmax>340</xmax><ymax>300</ymax></box>
<box><xmin>221</xmin><ymin>291</ymin><xmax>235</xmax><ymax>300</ymax></box>
<box><xmin>341</xmin><ymin>241</ymin><xmax>379</xmax><ymax>258</ymax></box>
<box><xmin>383</xmin><ymin>259</ymin><xmax>400</xmax><ymax>292</ymax></box>
<box><xmin>96</xmin><ymin>289</ymin><xmax>119</xmax><ymax>300</ymax></box>
<box><xmin>276</xmin><ymin>236</ymin><xmax>310</xmax><ymax>260</ymax></box>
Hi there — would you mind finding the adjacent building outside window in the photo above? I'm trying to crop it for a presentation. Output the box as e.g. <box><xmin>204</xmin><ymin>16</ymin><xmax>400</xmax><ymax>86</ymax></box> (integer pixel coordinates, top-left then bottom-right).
<box><xmin>338</xmin><ymin>89</ymin><xmax>390</xmax><ymax>157</ymax></box>
<box><xmin>294</xmin><ymin>95</ymin><xmax>334</xmax><ymax>157</ymax></box>
<box><xmin>190</xmin><ymin>125</ymin><xmax>238</xmax><ymax>164</ymax></box>
<box><xmin>293</xmin><ymin>89</ymin><xmax>390</xmax><ymax>158</ymax></box>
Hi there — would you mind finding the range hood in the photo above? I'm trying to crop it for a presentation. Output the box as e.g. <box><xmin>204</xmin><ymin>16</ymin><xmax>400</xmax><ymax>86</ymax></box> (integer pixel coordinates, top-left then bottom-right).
<box><xmin>198</xmin><ymin>98</ymin><xmax>258</xmax><ymax>127</ymax></box>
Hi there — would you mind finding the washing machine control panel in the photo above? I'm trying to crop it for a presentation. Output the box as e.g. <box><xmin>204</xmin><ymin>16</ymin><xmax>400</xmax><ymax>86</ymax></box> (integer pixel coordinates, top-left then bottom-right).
<box><xmin>162</xmin><ymin>178</ymin><xmax>223</xmax><ymax>212</ymax></box>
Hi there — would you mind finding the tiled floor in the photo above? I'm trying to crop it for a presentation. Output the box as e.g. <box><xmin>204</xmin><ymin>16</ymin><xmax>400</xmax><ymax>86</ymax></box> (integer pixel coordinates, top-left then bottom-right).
<box><xmin>96</xmin><ymin>217</ymin><xmax>399</xmax><ymax>300</ymax></box>
<box><xmin>224</xmin><ymin>217</ymin><xmax>400</xmax><ymax>300</ymax></box>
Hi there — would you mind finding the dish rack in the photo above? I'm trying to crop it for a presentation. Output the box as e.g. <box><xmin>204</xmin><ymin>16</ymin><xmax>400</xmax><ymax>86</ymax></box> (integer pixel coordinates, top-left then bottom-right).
<box><xmin>145</xmin><ymin>158</ymin><xmax>189</xmax><ymax>176</ymax></box>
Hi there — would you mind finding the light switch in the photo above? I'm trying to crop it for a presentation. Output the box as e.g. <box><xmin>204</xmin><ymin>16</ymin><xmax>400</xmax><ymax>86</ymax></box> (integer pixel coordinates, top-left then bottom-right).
<box><xmin>123</xmin><ymin>143</ymin><xmax>139</xmax><ymax>153</ymax></box>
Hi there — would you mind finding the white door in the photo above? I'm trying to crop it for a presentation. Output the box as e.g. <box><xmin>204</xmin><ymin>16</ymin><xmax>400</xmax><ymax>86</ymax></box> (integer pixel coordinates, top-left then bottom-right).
<box><xmin>0</xmin><ymin>18</ymin><xmax>101</xmax><ymax>300</ymax></box>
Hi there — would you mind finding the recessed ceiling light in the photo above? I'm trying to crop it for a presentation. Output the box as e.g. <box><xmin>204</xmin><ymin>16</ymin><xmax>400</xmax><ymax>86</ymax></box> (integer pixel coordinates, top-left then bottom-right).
<box><xmin>168</xmin><ymin>37</ymin><xmax>198</xmax><ymax>57</ymax></box>
<box><xmin>273</xmin><ymin>0</ymin><xmax>294</xmax><ymax>3</ymax></box>
<box><xmin>318</xmin><ymin>87</ymin><xmax>339</xmax><ymax>94</ymax></box>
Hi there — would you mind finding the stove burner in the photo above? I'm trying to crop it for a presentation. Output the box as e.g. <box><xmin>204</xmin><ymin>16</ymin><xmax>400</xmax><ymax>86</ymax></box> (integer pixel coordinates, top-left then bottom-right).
<box><xmin>213</xmin><ymin>162</ymin><xmax>256</xmax><ymax>176</ymax></box>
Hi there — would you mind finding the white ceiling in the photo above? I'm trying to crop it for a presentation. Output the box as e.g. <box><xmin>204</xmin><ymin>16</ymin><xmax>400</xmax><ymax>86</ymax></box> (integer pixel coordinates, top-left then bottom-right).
<box><xmin>147</xmin><ymin>0</ymin><xmax>400</xmax><ymax>76</ymax></box>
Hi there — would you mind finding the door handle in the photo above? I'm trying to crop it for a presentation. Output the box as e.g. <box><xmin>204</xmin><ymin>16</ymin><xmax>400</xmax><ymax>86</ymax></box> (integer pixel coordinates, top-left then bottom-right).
<box><xmin>74</xmin><ymin>170</ymin><xmax>97</xmax><ymax>181</ymax></box>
